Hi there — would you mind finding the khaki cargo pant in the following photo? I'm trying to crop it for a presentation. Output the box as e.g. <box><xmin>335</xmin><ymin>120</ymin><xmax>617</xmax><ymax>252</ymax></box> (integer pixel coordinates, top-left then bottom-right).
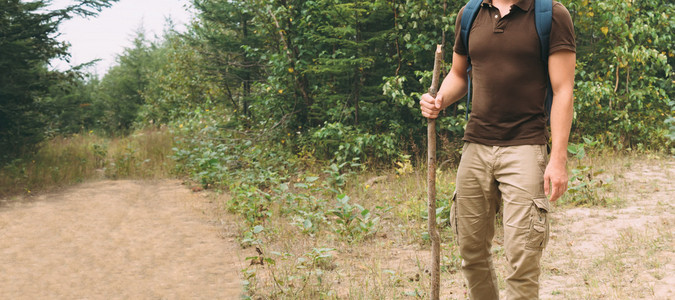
<box><xmin>450</xmin><ymin>142</ymin><xmax>550</xmax><ymax>300</ymax></box>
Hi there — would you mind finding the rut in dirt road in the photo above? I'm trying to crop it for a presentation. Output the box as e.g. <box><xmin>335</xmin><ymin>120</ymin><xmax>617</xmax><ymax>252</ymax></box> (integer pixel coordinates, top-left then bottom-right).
<box><xmin>0</xmin><ymin>180</ymin><xmax>242</xmax><ymax>299</ymax></box>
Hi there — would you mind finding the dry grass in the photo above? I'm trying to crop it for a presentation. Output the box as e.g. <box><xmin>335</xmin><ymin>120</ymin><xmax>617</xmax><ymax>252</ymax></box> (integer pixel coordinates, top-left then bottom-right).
<box><xmin>0</xmin><ymin>128</ymin><xmax>175</xmax><ymax>199</ymax></box>
<box><xmin>232</xmin><ymin>152</ymin><xmax>674</xmax><ymax>299</ymax></box>
<box><xmin>233</xmin><ymin>163</ymin><xmax>471</xmax><ymax>299</ymax></box>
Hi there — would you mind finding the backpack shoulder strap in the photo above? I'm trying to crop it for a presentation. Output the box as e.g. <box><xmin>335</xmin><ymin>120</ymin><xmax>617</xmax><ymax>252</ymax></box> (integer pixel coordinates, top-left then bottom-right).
<box><xmin>460</xmin><ymin>0</ymin><xmax>483</xmax><ymax>55</ymax></box>
<box><xmin>460</xmin><ymin>0</ymin><xmax>483</xmax><ymax>119</ymax></box>
<box><xmin>534</xmin><ymin>0</ymin><xmax>553</xmax><ymax>62</ymax></box>
<box><xmin>534</xmin><ymin>0</ymin><xmax>554</xmax><ymax>120</ymax></box>
<box><xmin>534</xmin><ymin>0</ymin><xmax>553</xmax><ymax>120</ymax></box>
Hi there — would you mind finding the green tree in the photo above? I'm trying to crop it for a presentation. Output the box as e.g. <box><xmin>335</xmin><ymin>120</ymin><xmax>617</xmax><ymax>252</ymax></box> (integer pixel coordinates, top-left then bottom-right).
<box><xmin>140</xmin><ymin>29</ymin><xmax>225</xmax><ymax>124</ymax></box>
<box><xmin>96</xmin><ymin>30</ymin><xmax>156</xmax><ymax>134</ymax></box>
<box><xmin>42</xmin><ymin>74</ymin><xmax>105</xmax><ymax>135</ymax></box>
<box><xmin>183</xmin><ymin>0</ymin><xmax>462</xmax><ymax>162</ymax></box>
<box><xmin>0</xmin><ymin>0</ymin><xmax>117</xmax><ymax>160</ymax></box>
<box><xmin>192</xmin><ymin>0</ymin><xmax>267</xmax><ymax>122</ymax></box>
<box><xmin>172</xmin><ymin>0</ymin><xmax>673</xmax><ymax>167</ymax></box>
<box><xmin>567</xmin><ymin>0</ymin><xmax>674</xmax><ymax>150</ymax></box>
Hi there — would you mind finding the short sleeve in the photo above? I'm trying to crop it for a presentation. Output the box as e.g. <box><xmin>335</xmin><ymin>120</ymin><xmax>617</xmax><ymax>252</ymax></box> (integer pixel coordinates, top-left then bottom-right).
<box><xmin>549</xmin><ymin>2</ymin><xmax>576</xmax><ymax>54</ymax></box>
<box><xmin>453</xmin><ymin>6</ymin><xmax>467</xmax><ymax>55</ymax></box>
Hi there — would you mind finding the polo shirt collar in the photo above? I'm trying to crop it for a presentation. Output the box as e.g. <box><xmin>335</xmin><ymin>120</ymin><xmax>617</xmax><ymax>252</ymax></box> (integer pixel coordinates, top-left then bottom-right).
<box><xmin>514</xmin><ymin>0</ymin><xmax>533</xmax><ymax>11</ymax></box>
<box><xmin>481</xmin><ymin>0</ymin><xmax>534</xmax><ymax>12</ymax></box>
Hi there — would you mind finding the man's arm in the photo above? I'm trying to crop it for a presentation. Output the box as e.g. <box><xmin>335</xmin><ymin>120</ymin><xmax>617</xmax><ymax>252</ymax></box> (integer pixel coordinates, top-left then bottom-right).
<box><xmin>544</xmin><ymin>50</ymin><xmax>576</xmax><ymax>202</ymax></box>
<box><xmin>420</xmin><ymin>52</ymin><xmax>469</xmax><ymax>119</ymax></box>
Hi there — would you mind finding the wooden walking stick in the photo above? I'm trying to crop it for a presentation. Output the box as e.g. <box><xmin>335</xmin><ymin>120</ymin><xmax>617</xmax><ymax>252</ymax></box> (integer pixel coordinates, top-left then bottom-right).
<box><xmin>427</xmin><ymin>44</ymin><xmax>444</xmax><ymax>300</ymax></box>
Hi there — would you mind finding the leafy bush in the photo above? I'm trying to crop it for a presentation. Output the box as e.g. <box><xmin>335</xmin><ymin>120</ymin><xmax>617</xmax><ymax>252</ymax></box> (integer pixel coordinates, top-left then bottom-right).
<box><xmin>564</xmin><ymin>138</ymin><xmax>615</xmax><ymax>206</ymax></box>
<box><xmin>328</xmin><ymin>194</ymin><xmax>381</xmax><ymax>242</ymax></box>
<box><xmin>243</xmin><ymin>246</ymin><xmax>336</xmax><ymax>299</ymax></box>
<box><xmin>307</xmin><ymin>122</ymin><xmax>399</xmax><ymax>165</ymax></box>
<box><xmin>568</xmin><ymin>0</ymin><xmax>674</xmax><ymax>150</ymax></box>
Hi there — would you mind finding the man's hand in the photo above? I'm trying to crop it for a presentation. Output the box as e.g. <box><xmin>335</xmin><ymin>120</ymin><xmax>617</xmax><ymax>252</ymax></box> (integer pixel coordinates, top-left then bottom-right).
<box><xmin>420</xmin><ymin>93</ymin><xmax>444</xmax><ymax>119</ymax></box>
<box><xmin>544</xmin><ymin>158</ymin><xmax>568</xmax><ymax>202</ymax></box>
<box><xmin>418</xmin><ymin>52</ymin><xmax>469</xmax><ymax>119</ymax></box>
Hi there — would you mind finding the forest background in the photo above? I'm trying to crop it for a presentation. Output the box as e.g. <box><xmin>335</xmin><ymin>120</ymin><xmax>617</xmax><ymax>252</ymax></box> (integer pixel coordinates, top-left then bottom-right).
<box><xmin>0</xmin><ymin>0</ymin><xmax>673</xmax><ymax>297</ymax></box>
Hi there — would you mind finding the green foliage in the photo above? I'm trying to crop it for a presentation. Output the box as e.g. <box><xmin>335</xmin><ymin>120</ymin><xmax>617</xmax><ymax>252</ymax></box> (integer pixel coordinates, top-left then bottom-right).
<box><xmin>243</xmin><ymin>246</ymin><xmax>336</xmax><ymax>298</ymax></box>
<box><xmin>171</xmin><ymin>108</ymin><xmax>296</xmax><ymax>233</ymax></box>
<box><xmin>564</xmin><ymin>137</ymin><xmax>614</xmax><ymax>206</ymax></box>
<box><xmin>329</xmin><ymin>194</ymin><xmax>380</xmax><ymax>242</ymax></box>
<box><xmin>666</xmin><ymin>115</ymin><xmax>675</xmax><ymax>145</ymax></box>
<box><xmin>42</xmin><ymin>75</ymin><xmax>107</xmax><ymax>135</ymax></box>
<box><xmin>0</xmin><ymin>0</ymin><xmax>118</xmax><ymax>160</ymax></box>
<box><xmin>308</xmin><ymin>122</ymin><xmax>399</xmax><ymax>164</ymax></box>
<box><xmin>434</xmin><ymin>181</ymin><xmax>456</xmax><ymax>228</ymax></box>
<box><xmin>567</xmin><ymin>0</ymin><xmax>674</xmax><ymax>150</ymax></box>
<box><xmin>96</xmin><ymin>31</ymin><xmax>157</xmax><ymax>134</ymax></box>
<box><xmin>4</xmin><ymin>0</ymin><xmax>673</xmax><ymax>166</ymax></box>
<box><xmin>322</xmin><ymin>161</ymin><xmax>355</xmax><ymax>193</ymax></box>
<box><xmin>139</xmin><ymin>31</ymin><xmax>225</xmax><ymax>125</ymax></box>
<box><xmin>170</xmin><ymin>105</ymin><xmax>390</xmax><ymax>245</ymax></box>
<box><xmin>183</xmin><ymin>0</ymin><xmax>465</xmax><ymax>162</ymax></box>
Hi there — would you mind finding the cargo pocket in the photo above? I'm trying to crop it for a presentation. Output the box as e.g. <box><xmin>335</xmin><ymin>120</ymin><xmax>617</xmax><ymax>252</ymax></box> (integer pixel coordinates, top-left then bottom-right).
<box><xmin>526</xmin><ymin>197</ymin><xmax>550</xmax><ymax>250</ymax></box>
<box><xmin>449</xmin><ymin>191</ymin><xmax>460</xmax><ymax>246</ymax></box>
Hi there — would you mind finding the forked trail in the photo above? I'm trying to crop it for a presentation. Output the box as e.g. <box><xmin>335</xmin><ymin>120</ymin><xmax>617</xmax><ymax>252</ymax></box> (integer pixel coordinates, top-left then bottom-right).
<box><xmin>0</xmin><ymin>180</ymin><xmax>242</xmax><ymax>299</ymax></box>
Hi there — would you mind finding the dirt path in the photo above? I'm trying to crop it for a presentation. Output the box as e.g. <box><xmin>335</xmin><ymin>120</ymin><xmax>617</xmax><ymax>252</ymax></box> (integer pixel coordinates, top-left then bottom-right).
<box><xmin>540</xmin><ymin>159</ymin><xmax>675</xmax><ymax>299</ymax></box>
<box><xmin>0</xmin><ymin>180</ymin><xmax>242</xmax><ymax>299</ymax></box>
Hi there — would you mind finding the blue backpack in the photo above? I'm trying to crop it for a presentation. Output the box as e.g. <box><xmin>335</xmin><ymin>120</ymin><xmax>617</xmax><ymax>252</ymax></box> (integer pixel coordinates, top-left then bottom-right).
<box><xmin>460</xmin><ymin>0</ymin><xmax>553</xmax><ymax>120</ymax></box>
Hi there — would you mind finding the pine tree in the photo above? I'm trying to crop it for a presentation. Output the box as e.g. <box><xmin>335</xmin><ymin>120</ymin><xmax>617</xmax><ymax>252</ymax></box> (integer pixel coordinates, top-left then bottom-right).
<box><xmin>0</xmin><ymin>0</ymin><xmax>117</xmax><ymax>160</ymax></box>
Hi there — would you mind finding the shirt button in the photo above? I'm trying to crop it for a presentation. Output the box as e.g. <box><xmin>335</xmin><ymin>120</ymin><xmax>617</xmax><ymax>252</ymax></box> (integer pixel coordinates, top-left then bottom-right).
<box><xmin>495</xmin><ymin>14</ymin><xmax>498</xmax><ymax>18</ymax></box>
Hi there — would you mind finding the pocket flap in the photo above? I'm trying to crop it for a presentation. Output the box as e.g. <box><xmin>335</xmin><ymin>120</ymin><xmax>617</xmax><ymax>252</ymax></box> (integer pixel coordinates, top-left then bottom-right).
<box><xmin>533</xmin><ymin>224</ymin><xmax>546</xmax><ymax>233</ymax></box>
<box><xmin>533</xmin><ymin>197</ymin><xmax>549</xmax><ymax>213</ymax></box>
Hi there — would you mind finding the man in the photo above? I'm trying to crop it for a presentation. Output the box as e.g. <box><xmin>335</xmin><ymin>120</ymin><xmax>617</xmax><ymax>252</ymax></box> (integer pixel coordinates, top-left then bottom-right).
<box><xmin>419</xmin><ymin>0</ymin><xmax>575</xmax><ymax>299</ymax></box>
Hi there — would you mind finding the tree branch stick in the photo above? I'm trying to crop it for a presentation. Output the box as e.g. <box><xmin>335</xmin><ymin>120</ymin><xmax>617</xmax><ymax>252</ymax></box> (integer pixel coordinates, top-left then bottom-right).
<box><xmin>427</xmin><ymin>44</ymin><xmax>443</xmax><ymax>300</ymax></box>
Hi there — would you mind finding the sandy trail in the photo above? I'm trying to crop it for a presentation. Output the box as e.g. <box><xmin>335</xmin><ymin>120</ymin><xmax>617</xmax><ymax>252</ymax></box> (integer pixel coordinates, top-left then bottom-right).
<box><xmin>0</xmin><ymin>180</ymin><xmax>242</xmax><ymax>299</ymax></box>
<box><xmin>540</xmin><ymin>160</ymin><xmax>675</xmax><ymax>299</ymax></box>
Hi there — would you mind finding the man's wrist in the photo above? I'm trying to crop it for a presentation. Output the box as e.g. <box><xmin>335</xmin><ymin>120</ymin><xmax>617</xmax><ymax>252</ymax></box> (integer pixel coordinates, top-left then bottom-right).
<box><xmin>548</xmin><ymin>153</ymin><xmax>567</xmax><ymax>165</ymax></box>
<box><xmin>437</xmin><ymin>93</ymin><xmax>447</xmax><ymax>110</ymax></box>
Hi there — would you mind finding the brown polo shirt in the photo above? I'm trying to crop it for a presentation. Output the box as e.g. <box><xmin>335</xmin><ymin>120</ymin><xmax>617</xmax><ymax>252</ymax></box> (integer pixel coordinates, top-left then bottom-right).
<box><xmin>453</xmin><ymin>0</ymin><xmax>575</xmax><ymax>146</ymax></box>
